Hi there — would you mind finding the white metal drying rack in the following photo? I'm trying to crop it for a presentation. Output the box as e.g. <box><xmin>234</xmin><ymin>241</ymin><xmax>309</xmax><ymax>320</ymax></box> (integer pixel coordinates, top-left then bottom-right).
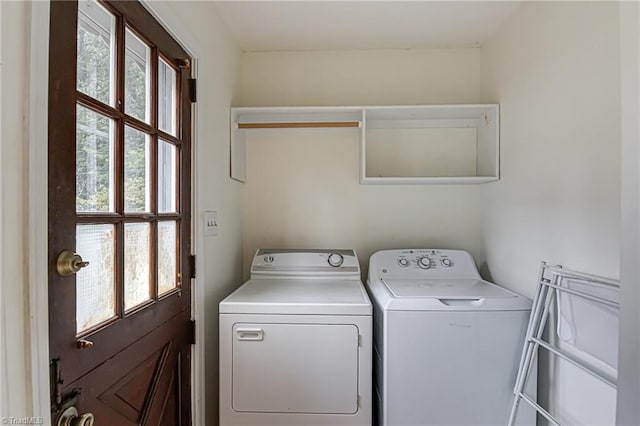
<box><xmin>508</xmin><ymin>262</ymin><xmax>620</xmax><ymax>426</ymax></box>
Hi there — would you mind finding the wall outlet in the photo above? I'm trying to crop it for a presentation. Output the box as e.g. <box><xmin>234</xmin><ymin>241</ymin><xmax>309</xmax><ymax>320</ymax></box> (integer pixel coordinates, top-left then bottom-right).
<box><xmin>204</xmin><ymin>211</ymin><xmax>218</xmax><ymax>236</ymax></box>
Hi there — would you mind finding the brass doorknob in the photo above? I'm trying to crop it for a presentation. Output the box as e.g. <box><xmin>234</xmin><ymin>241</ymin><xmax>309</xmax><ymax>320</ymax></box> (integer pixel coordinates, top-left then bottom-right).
<box><xmin>57</xmin><ymin>407</ymin><xmax>95</xmax><ymax>426</ymax></box>
<box><xmin>57</xmin><ymin>250</ymin><xmax>90</xmax><ymax>276</ymax></box>
<box><xmin>71</xmin><ymin>413</ymin><xmax>95</xmax><ymax>426</ymax></box>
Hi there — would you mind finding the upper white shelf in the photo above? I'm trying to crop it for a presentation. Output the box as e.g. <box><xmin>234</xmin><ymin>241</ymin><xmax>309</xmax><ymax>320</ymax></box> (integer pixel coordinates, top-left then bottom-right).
<box><xmin>230</xmin><ymin>104</ymin><xmax>499</xmax><ymax>184</ymax></box>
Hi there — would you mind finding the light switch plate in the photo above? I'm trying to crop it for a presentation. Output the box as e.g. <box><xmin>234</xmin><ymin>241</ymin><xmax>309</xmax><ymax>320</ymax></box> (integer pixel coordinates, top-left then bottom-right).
<box><xmin>204</xmin><ymin>211</ymin><xmax>218</xmax><ymax>236</ymax></box>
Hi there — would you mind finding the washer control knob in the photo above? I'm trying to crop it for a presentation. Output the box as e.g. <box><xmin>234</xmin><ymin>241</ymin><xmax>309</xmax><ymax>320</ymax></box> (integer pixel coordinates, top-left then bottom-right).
<box><xmin>328</xmin><ymin>253</ymin><xmax>344</xmax><ymax>267</ymax></box>
<box><xmin>417</xmin><ymin>256</ymin><xmax>432</xmax><ymax>269</ymax></box>
<box><xmin>441</xmin><ymin>258</ymin><xmax>453</xmax><ymax>267</ymax></box>
<box><xmin>398</xmin><ymin>258</ymin><xmax>409</xmax><ymax>267</ymax></box>
<box><xmin>263</xmin><ymin>255</ymin><xmax>274</xmax><ymax>263</ymax></box>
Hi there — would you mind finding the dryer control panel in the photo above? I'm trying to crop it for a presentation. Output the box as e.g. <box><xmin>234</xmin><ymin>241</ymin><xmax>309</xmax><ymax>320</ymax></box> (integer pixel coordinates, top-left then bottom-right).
<box><xmin>369</xmin><ymin>249</ymin><xmax>481</xmax><ymax>281</ymax></box>
<box><xmin>251</xmin><ymin>249</ymin><xmax>360</xmax><ymax>278</ymax></box>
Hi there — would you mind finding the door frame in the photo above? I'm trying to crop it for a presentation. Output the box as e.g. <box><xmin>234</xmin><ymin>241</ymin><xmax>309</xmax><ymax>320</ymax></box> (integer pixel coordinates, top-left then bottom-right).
<box><xmin>27</xmin><ymin>2</ymin><xmax>204</xmax><ymax>424</ymax></box>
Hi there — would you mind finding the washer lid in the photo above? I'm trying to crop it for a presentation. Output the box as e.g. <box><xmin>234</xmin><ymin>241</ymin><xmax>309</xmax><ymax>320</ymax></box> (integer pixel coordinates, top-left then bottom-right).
<box><xmin>219</xmin><ymin>278</ymin><xmax>372</xmax><ymax>316</ymax></box>
<box><xmin>383</xmin><ymin>278</ymin><xmax>516</xmax><ymax>299</ymax></box>
<box><xmin>369</xmin><ymin>278</ymin><xmax>531</xmax><ymax>311</ymax></box>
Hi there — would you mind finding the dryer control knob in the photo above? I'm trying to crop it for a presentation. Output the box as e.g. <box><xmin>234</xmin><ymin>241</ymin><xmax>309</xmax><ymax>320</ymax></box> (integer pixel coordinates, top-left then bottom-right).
<box><xmin>441</xmin><ymin>258</ymin><xmax>452</xmax><ymax>267</ymax></box>
<box><xmin>398</xmin><ymin>258</ymin><xmax>409</xmax><ymax>267</ymax></box>
<box><xmin>328</xmin><ymin>253</ymin><xmax>344</xmax><ymax>267</ymax></box>
<box><xmin>264</xmin><ymin>255</ymin><xmax>274</xmax><ymax>263</ymax></box>
<box><xmin>417</xmin><ymin>256</ymin><xmax>432</xmax><ymax>269</ymax></box>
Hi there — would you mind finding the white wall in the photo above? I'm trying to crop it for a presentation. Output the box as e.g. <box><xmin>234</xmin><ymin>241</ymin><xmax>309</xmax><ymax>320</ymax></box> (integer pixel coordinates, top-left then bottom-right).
<box><xmin>240</xmin><ymin>49</ymin><xmax>485</xmax><ymax>277</ymax></box>
<box><xmin>0</xmin><ymin>0</ymin><xmax>33</xmax><ymax>419</ymax></box>
<box><xmin>617</xmin><ymin>1</ymin><xmax>640</xmax><ymax>424</ymax></box>
<box><xmin>241</xmin><ymin>49</ymin><xmax>481</xmax><ymax>107</ymax></box>
<box><xmin>148</xmin><ymin>2</ymin><xmax>243</xmax><ymax>425</ymax></box>
<box><xmin>480</xmin><ymin>2</ymin><xmax>620</xmax><ymax>424</ymax></box>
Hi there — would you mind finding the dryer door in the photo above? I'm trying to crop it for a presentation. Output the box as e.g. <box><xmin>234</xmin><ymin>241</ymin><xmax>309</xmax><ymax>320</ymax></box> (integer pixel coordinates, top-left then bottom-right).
<box><xmin>232</xmin><ymin>322</ymin><xmax>359</xmax><ymax>414</ymax></box>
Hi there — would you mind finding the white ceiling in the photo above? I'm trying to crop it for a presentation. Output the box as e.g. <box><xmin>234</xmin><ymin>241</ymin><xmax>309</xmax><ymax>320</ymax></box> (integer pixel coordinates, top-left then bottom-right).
<box><xmin>213</xmin><ymin>1</ymin><xmax>522</xmax><ymax>52</ymax></box>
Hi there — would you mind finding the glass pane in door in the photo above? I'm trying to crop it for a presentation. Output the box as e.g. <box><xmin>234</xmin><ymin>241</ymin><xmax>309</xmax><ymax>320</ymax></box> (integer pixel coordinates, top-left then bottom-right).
<box><xmin>125</xmin><ymin>28</ymin><xmax>150</xmax><ymax>123</ymax></box>
<box><xmin>158</xmin><ymin>140</ymin><xmax>177</xmax><ymax>213</ymax></box>
<box><xmin>158</xmin><ymin>221</ymin><xmax>178</xmax><ymax>295</ymax></box>
<box><xmin>158</xmin><ymin>58</ymin><xmax>177</xmax><ymax>136</ymax></box>
<box><xmin>76</xmin><ymin>105</ymin><xmax>115</xmax><ymax>213</ymax></box>
<box><xmin>124</xmin><ymin>126</ymin><xmax>151</xmax><ymax>213</ymax></box>
<box><xmin>77</xmin><ymin>0</ymin><xmax>115</xmax><ymax>106</ymax></box>
<box><xmin>124</xmin><ymin>222</ymin><xmax>151</xmax><ymax>310</ymax></box>
<box><xmin>76</xmin><ymin>224</ymin><xmax>116</xmax><ymax>332</ymax></box>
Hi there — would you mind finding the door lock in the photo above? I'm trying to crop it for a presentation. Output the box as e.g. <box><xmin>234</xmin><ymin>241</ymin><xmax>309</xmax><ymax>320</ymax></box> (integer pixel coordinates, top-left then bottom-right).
<box><xmin>56</xmin><ymin>407</ymin><xmax>95</xmax><ymax>426</ymax></box>
<box><xmin>57</xmin><ymin>250</ymin><xmax>90</xmax><ymax>276</ymax></box>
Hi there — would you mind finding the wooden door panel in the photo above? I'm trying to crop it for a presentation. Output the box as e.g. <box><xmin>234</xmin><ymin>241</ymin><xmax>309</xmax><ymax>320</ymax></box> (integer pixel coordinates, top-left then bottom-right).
<box><xmin>61</xmin><ymin>312</ymin><xmax>191</xmax><ymax>425</ymax></box>
<box><xmin>55</xmin><ymin>294</ymin><xmax>189</xmax><ymax>386</ymax></box>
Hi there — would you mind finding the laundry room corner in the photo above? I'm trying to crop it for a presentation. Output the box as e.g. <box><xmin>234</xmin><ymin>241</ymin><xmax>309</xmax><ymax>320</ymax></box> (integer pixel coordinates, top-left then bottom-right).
<box><xmin>2</xmin><ymin>0</ymin><xmax>631</xmax><ymax>424</ymax></box>
<box><xmin>478</xmin><ymin>2</ymin><xmax>621</xmax><ymax>424</ymax></box>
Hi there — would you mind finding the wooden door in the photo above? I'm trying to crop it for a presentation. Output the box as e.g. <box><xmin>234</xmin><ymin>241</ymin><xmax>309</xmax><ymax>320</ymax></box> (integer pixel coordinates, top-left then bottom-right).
<box><xmin>48</xmin><ymin>1</ymin><xmax>194</xmax><ymax>424</ymax></box>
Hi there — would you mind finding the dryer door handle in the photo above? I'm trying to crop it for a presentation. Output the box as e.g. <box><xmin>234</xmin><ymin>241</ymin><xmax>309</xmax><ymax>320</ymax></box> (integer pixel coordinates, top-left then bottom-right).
<box><xmin>236</xmin><ymin>328</ymin><xmax>264</xmax><ymax>341</ymax></box>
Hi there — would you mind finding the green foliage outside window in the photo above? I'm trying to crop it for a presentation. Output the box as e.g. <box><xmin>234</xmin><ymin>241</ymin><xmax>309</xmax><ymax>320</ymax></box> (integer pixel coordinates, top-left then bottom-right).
<box><xmin>76</xmin><ymin>23</ymin><xmax>148</xmax><ymax>213</ymax></box>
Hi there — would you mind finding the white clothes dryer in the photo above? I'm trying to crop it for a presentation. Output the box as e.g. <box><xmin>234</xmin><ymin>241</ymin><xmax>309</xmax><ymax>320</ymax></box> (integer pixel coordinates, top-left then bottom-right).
<box><xmin>368</xmin><ymin>249</ymin><xmax>536</xmax><ymax>426</ymax></box>
<box><xmin>219</xmin><ymin>249</ymin><xmax>372</xmax><ymax>426</ymax></box>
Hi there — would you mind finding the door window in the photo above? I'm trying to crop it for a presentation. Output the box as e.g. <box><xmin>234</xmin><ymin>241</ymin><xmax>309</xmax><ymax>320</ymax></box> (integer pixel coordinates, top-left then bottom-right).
<box><xmin>74</xmin><ymin>0</ymin><xmax>184</xmax><ymax>333</ymax></box>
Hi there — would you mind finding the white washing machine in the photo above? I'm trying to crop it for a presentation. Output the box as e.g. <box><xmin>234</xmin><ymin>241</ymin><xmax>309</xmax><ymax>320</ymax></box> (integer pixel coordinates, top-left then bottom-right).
<box><xmin>368</xmin><ymin>249</ymin><xmax>536</xmax><ymax>426</ymax></box>
<box><xmin>219</xmin><ymin>249</ymin><xmax>372</xmax><ymax>426</ymax></box>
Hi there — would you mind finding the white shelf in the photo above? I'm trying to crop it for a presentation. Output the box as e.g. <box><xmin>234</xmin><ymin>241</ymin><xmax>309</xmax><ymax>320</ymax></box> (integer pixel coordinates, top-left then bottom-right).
<box><xmin>360</xmin><ymin>176</ymin><xmax>499</xmax><ymax>185</ymax></box>
<box><xmin>230</xmin><ymin>104</ymin><xmax>499</xmax><ymax>184</ymax></box>
<box><xmin>230</xmin><ymin>106</ymin><xmax>363</xmax><ymax>182</ymax></box>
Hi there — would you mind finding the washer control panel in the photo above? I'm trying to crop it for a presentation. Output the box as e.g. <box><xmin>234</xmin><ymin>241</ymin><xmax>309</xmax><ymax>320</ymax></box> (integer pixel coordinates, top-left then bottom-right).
<box><xmin>370</xmin><ymin>249</ymin><xmax>481</xmax><ymax>281</ymax></box>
